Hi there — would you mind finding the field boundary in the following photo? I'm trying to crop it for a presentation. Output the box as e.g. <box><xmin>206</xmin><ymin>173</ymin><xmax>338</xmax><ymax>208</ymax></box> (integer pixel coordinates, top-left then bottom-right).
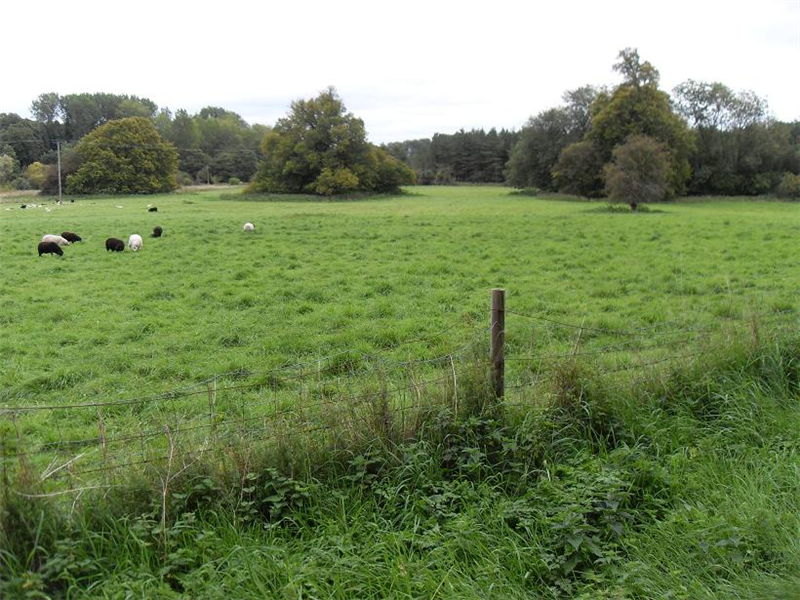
<box><xmin>0</xmin><ymin>289</ymin><xmax>791</xmax><ymax>501</ymax></box>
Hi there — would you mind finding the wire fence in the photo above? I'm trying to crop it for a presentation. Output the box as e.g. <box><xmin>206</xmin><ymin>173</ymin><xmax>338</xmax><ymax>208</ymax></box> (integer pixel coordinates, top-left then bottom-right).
<box><xmin>1</xmin><ymin>295</ymin><xmax>792</xmax><ymax>499</ymax></box>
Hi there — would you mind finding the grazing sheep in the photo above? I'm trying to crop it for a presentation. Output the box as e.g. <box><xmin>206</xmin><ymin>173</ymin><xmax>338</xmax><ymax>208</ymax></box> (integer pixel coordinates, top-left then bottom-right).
<box><xmin>148</xmin><ymin>206</ymin><xmax>158</xmax><ymax>212</ymax></box>
<box><xmin>20</xmin><ymin>204</ymin><xmax>26</xmax><ymax>209</ymax></box>
<box><xmin>41</xmin><ymin>234</ymin><xmax>71</xmax><ymax>246</ymax></box>
<box><xmin>105</xmin><ymin>237</ymin><xmax>125</xmax><ymax>252</ymax></box>
<box><xmin>61</xmin><ymin>231</ymin><xmax>83</xmax><ymax>243</ymax></box>
<box><xmin>243</xmin><ymin>222</ymin><xmax>255</xmax><ymax>232</ymax></box>
<box><xmin>128</xmin><ymin>234</ymin><xmax>143</xmax><ymax>251</ymax></box>
<box><xmin>151</xmin><ymin>226</ymin><xmax>163</xmax><ymax>238</ymax></box>
<box><xmin>38</xmin><ymin>241</ymin><xmax>63</xmax><ymax>257</ymax></box>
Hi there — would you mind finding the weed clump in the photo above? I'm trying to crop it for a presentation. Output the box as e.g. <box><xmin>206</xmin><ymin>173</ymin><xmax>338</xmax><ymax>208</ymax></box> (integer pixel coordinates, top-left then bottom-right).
<box><xmin>548</xmin><ymin>360</ymin><xmax>623</xmax><ymax>450</ymax></box>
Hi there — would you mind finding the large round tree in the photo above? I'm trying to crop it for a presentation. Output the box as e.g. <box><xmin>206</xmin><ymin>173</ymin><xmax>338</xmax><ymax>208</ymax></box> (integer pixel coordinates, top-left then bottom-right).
<box><xmin>589</xmin><ymin>49</ymin><xmax>694</xmax><ymax>196</ymax></box>
<box><xmin>249</xmin><ymin>87</ymin><xmax>414</xmax><ymax>195</ymax></box>
<box><xmin>66</xmin><ymin>117</ymin><xmax>178</xmax><ymax>194</ymax></box>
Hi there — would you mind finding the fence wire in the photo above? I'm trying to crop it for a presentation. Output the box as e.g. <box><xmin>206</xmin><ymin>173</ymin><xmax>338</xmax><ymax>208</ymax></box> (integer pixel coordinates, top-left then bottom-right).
<box><xmin>1</xmin><ymin>305</ymin><xmax>791</xmax><ymax>497</ymax></box>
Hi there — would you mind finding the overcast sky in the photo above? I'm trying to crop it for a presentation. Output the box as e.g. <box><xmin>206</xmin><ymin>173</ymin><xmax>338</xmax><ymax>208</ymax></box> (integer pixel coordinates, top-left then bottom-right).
<box><xmin>0</xmin><ymin>0</ymin><xmax>798</xmax><ymax>143</ymax></box>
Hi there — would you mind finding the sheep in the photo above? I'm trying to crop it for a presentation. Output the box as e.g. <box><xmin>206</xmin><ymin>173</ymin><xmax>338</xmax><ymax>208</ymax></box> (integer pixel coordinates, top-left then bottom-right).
<box><xmin>41</xmin><ymin>234</ymin><xmax>71</xmax><ymax>246</ymax></box>
<box><xmin>148</xmin><ymin>206</ymin><xmax>158</xmax><ymax>212</ymax></box>
<box><xmin>61</xmin><ymin>231</ymin><xmax>83</xmax><ymax>243</ymax></box>
<box><xmin>243</xmin><ymin>222</ymin><xmax>255</xmax><ymax>232</ymax></box>
<box><xmin>38</xmin><ymin>241</ymin><xmax>63</xmax><ymax>257</ymax></box>
<box><xmin>151</xmin><ymin>226</ymin><xmax>163</xmax><ymax>238</ymax></box>
<box><xmin>105</xmin><ymin>237</ymin><xmax>125</xmax><ymax>252</ymax></box>
<box><xmin>128</xmin><ymin>234</ymin><xmax>143</xmax><ymax>252</ymax></box>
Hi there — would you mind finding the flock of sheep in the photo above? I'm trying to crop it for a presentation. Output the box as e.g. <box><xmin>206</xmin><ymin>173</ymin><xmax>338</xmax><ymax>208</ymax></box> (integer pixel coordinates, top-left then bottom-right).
<box><xmin>36</xmin><ymin>211</ymin><xmax>256</xmax><ymax>257</ymax></box>
<box><xmin>37</xmin><ymin>229</ymin><xmax>156</xmax><ymax>256</ymax></box>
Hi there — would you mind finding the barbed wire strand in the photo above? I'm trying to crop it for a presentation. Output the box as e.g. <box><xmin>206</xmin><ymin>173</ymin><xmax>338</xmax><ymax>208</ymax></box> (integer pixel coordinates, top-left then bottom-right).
<box><xmin>503</xmin><ymin>348</ymin><xmax>705</xmax><ymax>392</ymax></box>
<box><xmin>503</xmin><ymin>332</ymin><xmax>704</xmax><ymax>362</ymax></box>
<box><xmin>504</xmin><ymin>309</ymin><xmax>765</xmax><ymax>338</ymax></box>
<box><xmin>1</xmin><ymin>322</ymin><xmax>490</xmax><ymax>413</ymax></box>
<box><xmin>1</xmin><ymin>371</ymin><xmax>456</xmax><ymax>461</ymax></box>
<box><xmin>2</xmin><ymin>310</ymin><xmax>792</xmax><ymax>491</ymax></box>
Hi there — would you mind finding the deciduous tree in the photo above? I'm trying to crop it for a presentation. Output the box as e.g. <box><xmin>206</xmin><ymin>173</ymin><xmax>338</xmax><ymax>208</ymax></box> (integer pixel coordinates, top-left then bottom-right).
<box><xmin>551</xmin><ymin>141</ymin><xmax>605</xmax><ymax>198</ymax></box>
<box><xmin>66</xmin><ymin>117</ymin><xmax>178</xmax><ymax>194</ymax></box>
<box><xmin>603</xmin><ymin>135</ymin><xmax>670</xmax><ymax>211</ymax></box>
<box><xmin>249</xmin><ymin>88</ymin><xmax>414</xmax><ymax>195</ymax></box>
<box><xmin>24</xmin><ymin>161</ymin><xmax>47</xmax><ymax>189</ymax></box>
<box><xmin>0</xmin><ymin>154</ymin><xmax>19</xmax><ymax>185</ymax></box>
<box><xmin>506</xmin><ymin>86</ymin><xmax>600</xmax><ymax>189</ymax></box>
<box><xmin>589</xmin><ymin>50</ymin><xmax>693</xmax><ymax>195</ymax></box>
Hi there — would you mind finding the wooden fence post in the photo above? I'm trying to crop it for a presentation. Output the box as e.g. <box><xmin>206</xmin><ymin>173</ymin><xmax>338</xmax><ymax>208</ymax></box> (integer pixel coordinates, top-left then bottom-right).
<box><xmin>208</xmin><ymin>377</ymin><xmax>217</xmax><ymax>443</ymax></box>
<box><xmin>491</xmin><ymin>288</ymin><xmax>505</xmax><ymax>398</ymax></box>
<box><xmin>0</xmin><ymin>412</ymin><xmax>8</xmax><ymax>506</ymax></box>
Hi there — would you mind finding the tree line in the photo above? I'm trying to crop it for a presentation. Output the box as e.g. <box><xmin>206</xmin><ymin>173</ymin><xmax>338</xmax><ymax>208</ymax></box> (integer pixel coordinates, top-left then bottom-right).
<box><xmin>385</xmin><ymin>50</ymin><xmax>799</xmax><ymax>199</ymax></box>
<box><xmin>1</xmin><ymin>50</ymin><xmax>798</xmax><ymax>199</ymax></box>
<box><xmin>383</xmin><ymin>128</ymin><xmax>518</xmax><ymax>185</ymax></box>
<box><xmin>0</xmin><ymin>93</ymin><xmax>268</xmax><ymax>191</ymax></box>
<box><xmin>0</xmin><ymin>88</ymin><xmax>414</xmax><ymax>196</ymax></box>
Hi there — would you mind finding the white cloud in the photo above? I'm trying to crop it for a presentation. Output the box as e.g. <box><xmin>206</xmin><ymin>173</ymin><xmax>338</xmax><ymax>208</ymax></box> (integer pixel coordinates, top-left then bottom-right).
<box><xmin>0</xmin><ymin>0</ymin><xmax>797</xmax><ymax>142</ymax></box>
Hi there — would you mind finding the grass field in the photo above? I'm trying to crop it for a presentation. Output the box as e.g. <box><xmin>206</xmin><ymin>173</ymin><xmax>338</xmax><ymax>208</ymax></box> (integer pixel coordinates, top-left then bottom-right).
<box><xmin>0</xmin><ymin>186</ymin><xmax>798</xmax><ymax>598</ymax></box>
<box><xmin>1</xmin><ymin>186</ymin><xmax>796</xmax><ymax>399</ymax></box>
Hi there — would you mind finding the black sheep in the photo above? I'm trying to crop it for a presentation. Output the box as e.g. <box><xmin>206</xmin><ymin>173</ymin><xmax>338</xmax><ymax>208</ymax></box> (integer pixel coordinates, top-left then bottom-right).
<box><xmin>20</xmin><ymin>204</ymin><xmax>26</xmax><ymax>209</ymax></box>
<box><xmin>62</xmin><ymin>231</ymin><xmax>83</xmax><ymax>243</ymax></box>
<box><xmin>38</xmin><ymin>241</ymin><xmax>63</xmax><ymax>257</ymax></box>
<box><xmin>148</xmin><ymin>206</ymin><xmax>158</xmax><ymax>212</ymax></box>
<box><xmin>151</xmin><ymin>226</ymin><xmax>163</xmax><ymax>238</ymax></box>
<box><xmin>105</xmin><ymin>237</ymin><xmax>125</xmax><ymax>252</ymax></box>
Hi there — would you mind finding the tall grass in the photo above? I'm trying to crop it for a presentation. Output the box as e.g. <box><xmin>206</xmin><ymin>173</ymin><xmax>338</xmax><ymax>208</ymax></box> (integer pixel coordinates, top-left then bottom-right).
<box><xmin>1</xmin><ymin>331</ymin><xmax>797</xmax><ymax>598</ymax></box>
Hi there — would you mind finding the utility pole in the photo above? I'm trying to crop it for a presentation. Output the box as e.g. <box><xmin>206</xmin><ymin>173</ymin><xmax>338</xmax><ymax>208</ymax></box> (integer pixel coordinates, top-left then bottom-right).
<box><xmin>56</xmin><ymin>141</ymin><xmax>62</xmax><ymax>204</ymax></box>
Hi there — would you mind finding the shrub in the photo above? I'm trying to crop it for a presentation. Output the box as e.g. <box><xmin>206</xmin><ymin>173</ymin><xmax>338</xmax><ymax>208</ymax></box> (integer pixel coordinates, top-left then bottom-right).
<box><xmin>228</xmin><ymin>176</ymin><xmax>242</xmax><ymax>186</ymax></box>
<box><xmin>775</xmin><ymin>172</ymin><xmax>800</xmax><ymax>200</ymax></box>
<box><xmin>0</xmin><ymin>154</ymin><xmax>19</xmax><ymax>186</ymax></box>
<box><xmin>13</xmin><ymin>177</ymin><xmax>32</xmax><ymax>190</ymax></box>
<box><xmin>604</xmin><ymin>135</ymin><xmax>671</xmax><ymax>211</ymax></box>
<box><xmin>434</xmin><ymin>168</ymin><xmax>453</xmax><ymax>185</ymax></box>
<box><xmin>369</xmin><ymin>147</ymin><xmax>416</xmax><ymax>192</ymax></box>
<box><xmin>508</xmin><ymin>187</ymin><xmax>541</xmax><ymax>197</ymax></box>
<box><xmin>40</xmin><ymin>148</ymin><xmax>81</xmax><ymax>195</ymax></box>
<box><xmin>552</xmin><ymin>141</ymin><xmax>605</xmax><ymax>198</ymax></box>
<box><xmin>313</xmin><ymin>167</ymin><xmax>360</xmax><ymax>196</ymax></box>
<box><xmin>175</xmin><ymin>171</ymin><xmax>194</xmax><ymax>186</ymax></box>
<box><xmin>24</xmin><ymin>161</ymin><xmax>47</xmax><ymax>189</ymax></box>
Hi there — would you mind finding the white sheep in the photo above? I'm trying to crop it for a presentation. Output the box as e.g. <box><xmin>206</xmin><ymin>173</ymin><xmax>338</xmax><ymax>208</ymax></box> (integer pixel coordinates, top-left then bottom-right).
<box><xmin>41</xmin><ymin>234</ymin><xmax>70</xmax><ymax>247</ymax></box>
<box><xmin>128</xmin><ymin>234</ymin><xmax>143</xmax><ymax>252</ymax></box>
<box><xmin>243</xmin><ymin>222</ymin><xmax>255</xmax><ymax>232</ymax></box>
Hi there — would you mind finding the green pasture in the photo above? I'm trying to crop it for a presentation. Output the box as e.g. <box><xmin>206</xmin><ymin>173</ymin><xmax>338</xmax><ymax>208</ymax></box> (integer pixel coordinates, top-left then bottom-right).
<box><xmin>1</xmin><ymin>186</ymin><xmax>796</xmax><ymax>403</ymax></box>
<box><xmin>0</xmin><ymin>187</ymin><xmax>797</xmax><ymax>444</ymax></box>
<box><xmin>1</xmin><ymin>186</ymin><xmax>798</xmax><ymax>598</ymax></box>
